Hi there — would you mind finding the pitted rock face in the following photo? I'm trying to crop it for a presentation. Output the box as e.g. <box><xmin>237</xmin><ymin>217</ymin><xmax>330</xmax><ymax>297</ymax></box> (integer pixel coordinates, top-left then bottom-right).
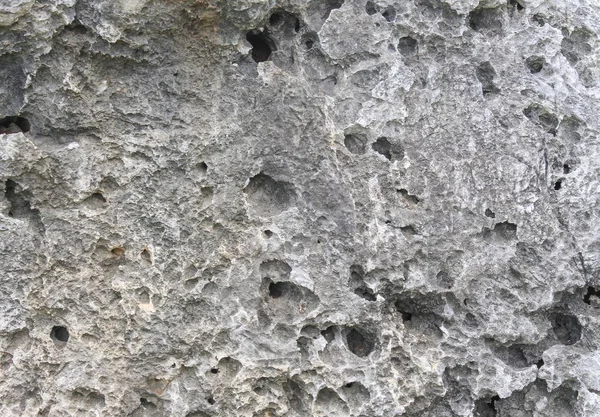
<box><xmin>0</xmin><ymin>0</ymin><xmax>599</xmax><ymax>416</ymax></box>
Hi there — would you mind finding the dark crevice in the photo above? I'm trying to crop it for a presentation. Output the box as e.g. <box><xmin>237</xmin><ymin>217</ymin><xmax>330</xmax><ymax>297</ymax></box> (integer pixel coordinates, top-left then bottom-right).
<box><xmin>584</xmin><ymin>286</ymin><xmax>600</xmax><ymax>304</ymax></box>
<box><xmin>246</xmin><ymin>30</ymin><xmax>277</xmax><ymax>63</ymax></box>
<box><xmin>0</xmin><ymin>115</ymin><xmax>30</xmax><ymax>134</ymax></box>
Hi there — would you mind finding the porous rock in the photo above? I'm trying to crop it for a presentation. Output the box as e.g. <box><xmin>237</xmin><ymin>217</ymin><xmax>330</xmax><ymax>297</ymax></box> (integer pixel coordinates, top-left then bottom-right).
<box><xmin>1</xmin><ymin>0</ymin><xmax>600</xmax><ymax>416</ymax></box>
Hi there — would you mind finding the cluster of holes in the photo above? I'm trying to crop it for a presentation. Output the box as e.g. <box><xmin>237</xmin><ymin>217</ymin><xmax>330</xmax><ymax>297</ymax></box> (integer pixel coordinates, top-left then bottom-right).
<box><xmin>0</xmin><ymin>116</ymin><xmax>30</xmax><ymax>134</ymax></box>
<box><xmin>365</xmin><ymin>1</ymin><xmax>396</xmax><ymax>22</ymax></box>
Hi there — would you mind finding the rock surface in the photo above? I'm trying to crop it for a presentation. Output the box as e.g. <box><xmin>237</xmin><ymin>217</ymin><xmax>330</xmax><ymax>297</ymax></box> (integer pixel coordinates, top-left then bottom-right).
<box><xmin>1</xmin><ymin>0</ymin><xmax>600</xmax><ymax>416</ymax></box>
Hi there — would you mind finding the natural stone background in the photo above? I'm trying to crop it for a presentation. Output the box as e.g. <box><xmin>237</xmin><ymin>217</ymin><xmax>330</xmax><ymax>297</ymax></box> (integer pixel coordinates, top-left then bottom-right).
<box><xmin>0</xmin><ymin>0</ymin><xmax>599</xmax><ymax>415</ymax></box>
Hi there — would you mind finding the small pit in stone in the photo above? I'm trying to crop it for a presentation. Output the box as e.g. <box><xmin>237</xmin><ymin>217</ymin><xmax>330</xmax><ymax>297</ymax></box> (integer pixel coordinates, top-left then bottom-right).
<box><xmin>344</xmin><ymin>133</ymin><xmax>367</xmax><ymax>155</ymax></box>
<box><xmin>554</xmin><ymin>179</ymin><xmax>563</xmax><ymax>190</ymax></box>
<box><xmin>263</xmin><ymin>229</ymin><xmax>274</xmax><ymax>238</ymax></box>
<box><xmin>485</xmin><ymin>208</ymin><xmax>496</xmax><ymax>218</ymax></box>
<box><xmin>246</xmin><ymin>30</ymin><xmax>277</xmax><ymax>63</ymax></box>
<box><xmin>372</xmin><ymin>137</ymin><xmax>392</xmax><ymax>160</ymax></box>
<box><xmin>381</xmin><ymin>6</ymin><xmax>396</xmax><ymax>22</ymax></box>
<box><xmin>111</xmin><ymin>247</ymin><xmax>125</xmax><ymax>256</ymax></box>
<box><xmin>508</xmin><ymin>0</ymin><xmax>524</xmax><ymax>11</ymax></box>
<box><xmin>268</xmin><ymin>281</ymin><xmax>286</xmax><ymax>298</ymax></box>
<box><xmin>345</xmin><ymin>328</ymin><xmax>375</xmax><ymax>358</ymax></box>
<box><xmin>0</xmin><ymin>115</ymin><xmax>30</xmax><ymax>134</ymax></box>
<box><xmin>525</xmin><ymin>56</ymin><xmax>545</xmax><ymax>73</ymax></box>
<box><xmin>365</xmin><ymin>0</ymin><xmax>379</xmax><ymax>15</ymax></box>
<box><xmin>51</xmin><ymin>326</ymin><xmax>69</xmax><ymax>343</ymax></box>
<box><xmin>550</xmin><ymin>313</ymin><xmax>582</xmax><ymax>345</ymax></box>
<box><xmin>398</xmin><ymin>36</ymin><xmax>418</xmax><ymax>56</ymax></box>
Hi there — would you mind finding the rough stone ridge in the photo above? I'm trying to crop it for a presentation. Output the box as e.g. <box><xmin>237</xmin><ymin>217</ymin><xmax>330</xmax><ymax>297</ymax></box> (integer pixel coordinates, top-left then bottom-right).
<box><xmin>0</xmin><ymin>0</ymin><xmax>599</xmax><ymax>416</ymax></box>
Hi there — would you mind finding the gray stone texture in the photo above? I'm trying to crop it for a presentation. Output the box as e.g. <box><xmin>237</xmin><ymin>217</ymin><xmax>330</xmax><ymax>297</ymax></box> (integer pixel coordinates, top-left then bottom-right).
<box><xmin>0</xmin><ymin>0</ymin><xmax>600</xmax><ymax>416</ymax></box>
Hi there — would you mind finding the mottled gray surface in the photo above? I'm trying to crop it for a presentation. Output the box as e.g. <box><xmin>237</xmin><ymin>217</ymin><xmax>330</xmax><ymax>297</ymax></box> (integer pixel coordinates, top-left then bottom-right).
<box><xmin>1</xmin><ymin>0</ymin><xmax>600</xmax><ymax>416</ymax></box>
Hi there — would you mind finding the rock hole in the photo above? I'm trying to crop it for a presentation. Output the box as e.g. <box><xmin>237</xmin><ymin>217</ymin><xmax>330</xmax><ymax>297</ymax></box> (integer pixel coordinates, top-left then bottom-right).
<box><xmin>523</xmin><ymin>104</ymin><xmax>559</xmax><ymax>135</ymax></box>
<box><xmin>563</xmin><ymin>164</ymin><xmax>571</xmax><ymax>174</ymax></box>
<box><xmin>365</xmin><ymin>0</ymin><xmax>379</xmax><ymax>15</ymax></box>
<box><xmin>263</xmin><ymin>229</ymin><xmax>274</xmax><ymax>237</ymax></box>
<box><xmin>550</xmin><ymin>313</ymin><xmax>582</xmax><ymax>345</ymax></box>
<box><xmin>381</xmin><ymin>6</ymin><xmax>396</xmax><ymax>22</ymax></box>
<box><xmin>532</xmin><ymin>14</ymin><xmax>545</xmax><ymax>25</ymax></box>
<box><xmin>321</xmin><ymin>326</ymin><xmax>336</xmax><ymax>343</ymax></box>
<box><xmin>141</xmin><ymin>248</ymin><xmax>151</xmax><ymax>262</ymax></box>
<box><xmin>184</xmin><ymin>278</ymin><xmax>198</xmax><ymax>290</ymax></box>
<box><xmin>525</xmin><ymin>56</ymin><xmax>545</xmax><ymax>73</ymax></box>
<box><xmin>244</xmin><ymin>172</ymin><xmax>297</xmax><ymax>216</ymax></box>
<box><xmin>198</xmin><ymin>162</ymin><xmax>208</xmax><ymax>173</ymax></box>
<box><xmin>50</xmin><ymin>326</ymin><xmax>69</xmax><ymax>343</ymax></box>
<box><xmin>372</xmin><ymin>137</ymin><xmax>392</xmax><ymax>160</ymax></box>
<box><xmin>111</xmin><ymin>247</ymin><xmax>125</xmax><ymax>256</ymax></box>
<box><xmin>210</xmin><ymin>368</ymin><xmax>219</xmax><ymax>374</ymax></box>
<box><xmin>485</xmin><ymin>208</ymin><xmax>496</xmax><ymax>218</ymax></box>
<box><xmin>140</xmin><ymin>398</ymin><xmax>150</xmax><ymax>405</ymax></box>
<box><xmin>0</xmin><ymin>115</ymin><xmax>30</xmax><ymax>134</ymax></box>
<box><xmin>269</xmin><ymin>282</ymin><xmax>286</xmax><ymax>298</ymax></box>
<box><xmin>344</xmin><ymin>382</ymin><xmax>354</xmax><ymax>388</ymax></box>
<box><xmin>467</xmin><ymin>7</ymin><xmax>503</xmax><ymax>34</ymax></box>
<box><xmin>400</xmin><ymin>225</ymin><xmax>417</xmax><ymax>237</ymax></box>
<box><xmin>354</xmin><ymin>285</ymin><xmax>377</xmax><ymax>301</ymax></box>
<box><xmin>508</xmin><ymin>0</ymin><xmax>524</xmax><ymax>11</ymax></box>
<box><xmin>345</xmin><ymin>328</ymin><xmax>375</xmax><ymax>357</ymax></box>
<box><xmin>269</xmin><ymin>12</ymin><xmax>282</xmax><ymax>25</ymax></box>
<box><xmin>398</xmin><ymin>36</ymin><xmax>418</xmax><ymax>56</ymax></box>
<box><xmin>344</xmin><ymin>133</ymin><xmax>367</xmax><ymax>155</ymax></box>
<box><xmin>554</xmin><ymin>179</ymin><xmax>563</xmax><ymax>190</ymax></box>
<box><xmin>583</xmin><ymin>286</ymin><xmax>600</xmax><ymax>304</ymax></box>
<box><xmin>294</xmin><ymin>17</ymin><xmax>301</xmax><ymax>32</ymax></box>
<box><xmin>397</xmin><ymin>188</ymin><xmax>420</xmax><ymax>204</ymax></box>
<box><xmin>476</xmin><ymin>62</ymin><xmax>500</xmax><ymax>95</ymax></box>
<box><xmin>90</xmin><ymin>192</ymin><xmax>106</xmax><ymax>203</ymax></box>
<box><xmin>536</xmin><ymin>358</ymin><xmax>544</xmax><ymax>368</ymax></box>
<box><xmin>493</xmin><ymin>221</ymin><xmax>517</xmax><ymax>239</ymax></box>
<box><xmin>322</xmin><ymin>0</ymin><xmax>344</xmax><ymax>20</ymax></box>
<box><xmin>206</xmin><ymin>396</ymin><xmax>215</xmax><ymax>405</ymax></box>
<box><xmin>4</xmin><ymin>180</ymin><xmax>45</xmax><ymax>232</ymax></box>
<box><xmin>246</xmin><ymin>30</ymin><xmax>277</xmax><ymax>63</ymax></box>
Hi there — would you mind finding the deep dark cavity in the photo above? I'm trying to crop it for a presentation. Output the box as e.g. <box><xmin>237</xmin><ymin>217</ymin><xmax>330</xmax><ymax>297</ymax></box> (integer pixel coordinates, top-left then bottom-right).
<box><xmin>246</xmin><ymin>30</ymin><xmax>277</xmax><ymax>63</ymax></box>
<box><xmin>0</xmin><ymin>115</ymin><xmax>30</xmax><ymax>134</ymax></box>
<box><xmin>584</xmin><ymin>286</ymin><xmax>600</xmax><ymax>304</ymax></box>
<box><xmin>269</xmin><ymin>12</ymin><xmax>282</xmax><ymax>25</ymax></box>
<box><xmin>508</xmin><ymin>0</ymin><xmax>524</xmax><ymax>11</ymax></box>
<box><xmin>468</xmin><ymin>7</ymin><xmax>503</xmax><ymax>34</ymax></box>
<box><xmin>90</xmin><ymin>192</ymin><xmax>107</xmax><ymax>203</ymax></box>
<box><xmin>345</xmin><ymin>328</ymin><xmax>375</xmax><ymax>357</ymax></box>
<box><xmin>525</xmin><ymin>56</ymin><xmax>545</xmax><ymax>73</ymax></box>
<box><xmin>550</xmin><ymin>313</ymin><xmax>582</xmax><ymax>345</ymax></box>
<box><xmin>485</xmin><ymin>208</ymin><xmax>496</xmax><ymax>218</ymax></box>
<box><xmin>398</xmin><ymin>36</ymin><xmax>418</xmax><ymax>56</ymax></box>
<box><xmin>263</xmin><ymin>229</ymin><xmax>274</xmax><ymax>238</ymax></box>
<box><xmin>563</xmin><ymin>164</ymin><xmax>571</xmax><ymax>174</ymax></box>
<box><xmin>365</xmin><ymin>0</ymin><xmax>379</xmax><ymax>15</ymax></box>
<box><xmin>268</xmin><ymin>281</ymin><xmax>286</xmax><ymax>298</ymax></box>
<box><xmin>554</xmin><ymin>179</ymin><xmax>563</xmax><ymax>190</ymax></box>
<box><xmin>50</xmin><ymin>326</ymin><xmax>69</xmax><ymax>343</ymax></box>
<box><xmin>381</xmin><ymin>6</ymin><xmax>396</xmax><ymax>22</ymax></box>
<box><xmin>476</xmin><ymin>62</ymin><xmax>500</xmax><ymax>95</ymax></box>
<box><xmin>372</xmin><ymin>137</ymin><xmax>392</xmax><ymax>160</ymax></box>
